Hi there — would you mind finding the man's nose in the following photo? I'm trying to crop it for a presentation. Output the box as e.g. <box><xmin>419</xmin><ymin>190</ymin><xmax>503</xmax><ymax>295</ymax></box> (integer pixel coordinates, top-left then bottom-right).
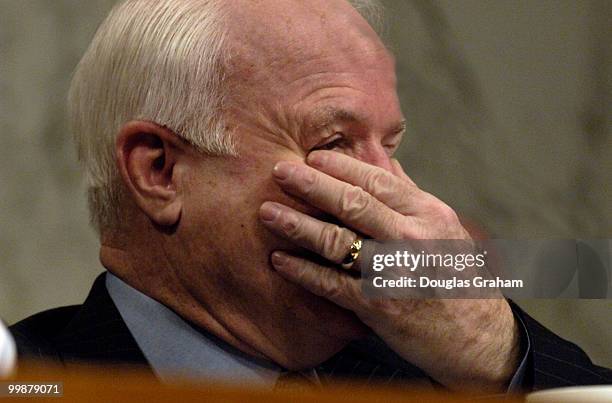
<box><xmin>355</xmin><ymin>142</ymin><xmax>394</xmax><ymax>173</ymax></box>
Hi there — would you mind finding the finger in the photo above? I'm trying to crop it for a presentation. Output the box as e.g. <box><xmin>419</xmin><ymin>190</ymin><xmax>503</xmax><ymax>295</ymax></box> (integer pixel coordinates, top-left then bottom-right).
<box><xmin>259</xmin><ymin>201</ymin><xmax>359</xmax><ymax>265</ymax></box>
<box><xmin>270</xmin><ymin>251</ymin><xmax>362</xmax><ymax>311</ymax></box>
<box><xmin>307</xmin><ymin>151</ymin><xmax>420</xmax><ymax>213</ymax></box>
<box><xmin>272</xmin><ymin>161</ymin><xmax>407</xmax><ymax>239</ymax></box>
<box><xmin>390</xmin><ymin>158</ymin><xmax>415</xmax><ymax>185</ymax></box>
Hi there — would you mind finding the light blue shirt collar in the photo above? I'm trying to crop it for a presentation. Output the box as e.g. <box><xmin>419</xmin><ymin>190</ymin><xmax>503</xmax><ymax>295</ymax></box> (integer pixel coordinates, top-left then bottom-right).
<box><xmin>105</xmin><ymin>272</ymin><xmax>282</xmax><ymax>387</ymax></box>
<box><xmin>105</xmin><ymin>271</ymin><xmax>527</xmax><ymax>391</ymax></box>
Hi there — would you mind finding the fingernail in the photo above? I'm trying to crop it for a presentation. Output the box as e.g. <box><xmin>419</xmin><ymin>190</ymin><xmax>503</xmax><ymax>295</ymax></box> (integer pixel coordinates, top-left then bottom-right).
<box><xmin>271</xmin><ymin>251</ymin><xmax>287</xmax><ymax>267</ymax></box>
<box><xmin>273</xmin><ymin>162</ymin><xmax>295</xmax><ymax>180</ymax></box>
<box><xmin>307</xmin><ymin>151</ymin><xmax>328</xmax><ymax>168</ymax></box>
<box><xmin>259</xmin><ymin>202</ymin><xmax>281</xmax><ymax>222</ymax></box>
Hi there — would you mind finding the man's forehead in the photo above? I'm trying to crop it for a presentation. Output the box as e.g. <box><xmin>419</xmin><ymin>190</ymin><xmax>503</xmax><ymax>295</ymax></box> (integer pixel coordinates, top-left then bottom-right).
<box><xmin>222</xmin><ymin>0</ymin><xmax>401</xmax><ymax>139</ymax></box>
<box><xmin>225</xmin><ymin>0</ymin><xmax>388</xmax><ymax>76</ymax></box>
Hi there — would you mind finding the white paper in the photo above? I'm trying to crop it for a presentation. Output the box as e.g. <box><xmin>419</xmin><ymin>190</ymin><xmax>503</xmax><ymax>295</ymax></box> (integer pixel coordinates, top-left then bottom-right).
<box><xmin>0</xmin><ymin>321</ymin><xmax>16</xmax><ymax>377</ymax></box>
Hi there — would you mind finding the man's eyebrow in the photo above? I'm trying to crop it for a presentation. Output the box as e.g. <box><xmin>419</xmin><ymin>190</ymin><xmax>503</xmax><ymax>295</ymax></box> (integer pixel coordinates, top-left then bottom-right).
<box><xmin>307</xmin><ymin>107</ymin><xmax>363</xmax><ymax>131</ymax></box>
<box><xmin>306</xmin><ymin>106</ymin><xmax>406</xmax><ymax>135</ymax></box>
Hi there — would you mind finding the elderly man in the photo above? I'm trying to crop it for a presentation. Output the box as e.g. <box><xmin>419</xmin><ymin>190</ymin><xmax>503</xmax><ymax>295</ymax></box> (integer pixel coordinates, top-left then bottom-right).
<box><xmin>10</xmin><ymin>0</ymin><xmax>611</xmax><ymax>393</ymax></box>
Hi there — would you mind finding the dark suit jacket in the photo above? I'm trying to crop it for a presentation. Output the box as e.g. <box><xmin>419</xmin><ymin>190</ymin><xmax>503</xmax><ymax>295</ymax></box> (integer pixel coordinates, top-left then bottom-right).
<box><xmin>9</xmin><ymin>273</ymin><xmax>612</xmax><ymax>391</ymax></box>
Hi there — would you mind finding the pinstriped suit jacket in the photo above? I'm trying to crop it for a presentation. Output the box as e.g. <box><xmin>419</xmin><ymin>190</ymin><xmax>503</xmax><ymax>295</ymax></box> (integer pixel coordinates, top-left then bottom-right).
<box><xmin>9</xmin><ymin>273</ymin><xmax>612</xmax><ymax>391</ymax></box>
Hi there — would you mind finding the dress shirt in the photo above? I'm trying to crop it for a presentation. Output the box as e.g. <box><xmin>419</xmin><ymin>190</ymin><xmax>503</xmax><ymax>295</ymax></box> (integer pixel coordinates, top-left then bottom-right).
<box><xmin>106</xmin><ymin>272</ymin><xmax>528</xmax><ymax>391</ymax></box>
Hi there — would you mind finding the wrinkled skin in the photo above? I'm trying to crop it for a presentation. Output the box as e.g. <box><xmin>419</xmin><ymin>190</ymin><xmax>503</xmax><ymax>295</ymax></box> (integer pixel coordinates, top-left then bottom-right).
<box><xmin>102</xmin><ymin>0</ymin><xmax>519</xmax><ymax>392</ymax></box>
<box><xmin>259</xmin><ymin>152</ymin><xmax>520</xmax><ymax>391</ymax></box>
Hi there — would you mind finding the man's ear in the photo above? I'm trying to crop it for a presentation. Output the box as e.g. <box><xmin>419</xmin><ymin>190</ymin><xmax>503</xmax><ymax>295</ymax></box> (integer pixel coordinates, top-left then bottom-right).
<box><xmin>116</xmin><ymin>121</ymin><xmax>186</xmax><ymax>227</ymax></box>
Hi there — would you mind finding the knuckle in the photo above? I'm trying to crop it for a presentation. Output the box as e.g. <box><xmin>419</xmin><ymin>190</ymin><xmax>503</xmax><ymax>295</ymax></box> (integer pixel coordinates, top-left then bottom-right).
<box><xmin>319</xmin><ymin>271</ymin><xmax>344</xmax><ymax>301</ymax></box>
<box><xmin>299</xmin><ymin>168</ymin><xmax>318</xmax><ymax>195</ymax></box>
<box><xmin>339</xmin><ymin>185</ymin><xmax>370</xmax><ymax>219</ymax></box>
<box><xmin>418</xmin><ymin>191</ymin><xmax>439</xmax><ymax>207</ymax></box>
<box><xmin>421</xmin><ymin>193</ymin><xmax>459</xmax><ymax>223</ymax></box>
<box><xmin>319</xmin><ymin>225</ymin><xmax>352</xmax><ymax>262</ymax></box>
<box><xmin>364</xmin><ymin>170</ymin><xmax>392</xmax><ymax>193</ymax></box>
<box><xmin>279</xmin><ymin>212</ymin><xmax>300</xmax><ymax>237</ymax></box>
<box><xmin>434</xmin><ymin>204</ymin><xmax>459</xmax><ymax>224</ymax></box>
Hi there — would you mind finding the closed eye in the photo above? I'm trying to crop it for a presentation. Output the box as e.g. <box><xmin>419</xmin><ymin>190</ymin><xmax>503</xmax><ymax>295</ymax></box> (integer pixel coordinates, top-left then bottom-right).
<box><xmin>312</xmin><ymin>133</ymin><xmax>346</xmax><ymax>151</ymax></box>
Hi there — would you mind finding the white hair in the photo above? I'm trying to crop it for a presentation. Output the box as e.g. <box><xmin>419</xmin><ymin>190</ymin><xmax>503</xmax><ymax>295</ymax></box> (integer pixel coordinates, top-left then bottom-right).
<box><xmin>69</xmin><ymin>0</ymin><xmax>233</xmax><ymax>232</ymax></box>
<box><xmin>69</xmin><ymin>0</ymin><xmax>382</xmax><ymax>233</ymax></box>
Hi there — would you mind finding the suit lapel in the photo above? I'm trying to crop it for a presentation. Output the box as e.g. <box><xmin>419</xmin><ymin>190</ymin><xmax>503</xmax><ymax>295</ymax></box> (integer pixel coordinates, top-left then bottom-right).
<box><xmin>51</xmin><ymin>273</ymin><xmax>428</xmax><ymax>384</ymax></box>
<box><xmin>53</xmin><ymin>273</ymin><xmax>150</xmax><ymax>369</ymax></box>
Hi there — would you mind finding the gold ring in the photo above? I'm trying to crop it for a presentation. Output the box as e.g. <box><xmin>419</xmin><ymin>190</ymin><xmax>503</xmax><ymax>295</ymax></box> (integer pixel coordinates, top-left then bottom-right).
<box><xmin>342</xmin><ymin>238</ymin><xmax>363</xmax><ymax>265</ymax></box>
